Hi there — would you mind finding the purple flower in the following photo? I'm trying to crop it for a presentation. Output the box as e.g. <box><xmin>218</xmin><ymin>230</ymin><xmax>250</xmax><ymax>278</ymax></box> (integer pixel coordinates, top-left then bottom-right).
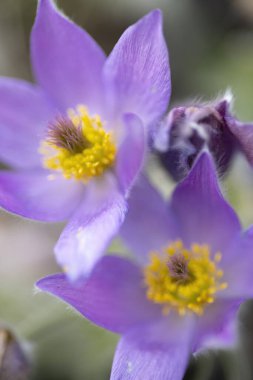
<box><xmin>154</xmin><ymin>91</ymin><xmax>252</xmax><ymax>181</ymax></box>
<box><xmin>0</xmin><ymin>0</ymin><xmax>171</xmax><ymax>279</ymax></box>
<box><xmin>36</xmin><ymin>152</ymin><xmax>251</xmax><ymax>379</ymax></box>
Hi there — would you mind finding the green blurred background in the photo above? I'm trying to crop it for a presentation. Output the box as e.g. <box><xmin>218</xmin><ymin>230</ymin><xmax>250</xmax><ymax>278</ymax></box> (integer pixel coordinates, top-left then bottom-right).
<box><xmin>1</xmin><ymin>0</ymin><xmax>253</xmax><ymax>379</ymax></box>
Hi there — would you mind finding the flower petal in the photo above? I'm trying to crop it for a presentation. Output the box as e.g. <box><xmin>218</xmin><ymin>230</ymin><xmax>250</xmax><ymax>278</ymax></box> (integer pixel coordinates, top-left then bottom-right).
<box><xmin>55</xmin><ymin>175</ymin><xmax>127</xmax><ymax>280</ymax></box>
<box><xmin>121</xmin><ymin>176</ymin><xmax>179</xmax><ymax>262</ymax></box>
<box><xmin>116</xmin><ymin>114</ymin><xmax>146</xmax><ymax>194</ymax></box>
<box><xmin>111</xmin><ymin>317</ymin><xmax>194</xmax><ymax>380</ymax></box>
<box><xmin>104</xmin><ymin>10</ymin><xmax>170</xmax><ymax>130</ymax></box>
<box><xmin>31</xmin><ymin>0</ymin><xmax>106</xmax><ymax>112</ymax></box>
<box><xmin>222</xmin><ymin>226</ymin><xmax>253</xmax><ymax>299</ymax></box>
<box><xmin>0</xmin><ymin>78</ymin><xmax>54</xmax><ymax>169</ymax></box>
<box><xmin>170</xmin><ymin>151</ymin><xmax>241</xmax><ymax>253</ymax></box>
<box><xmin>194</xmin><ymin>298</ymin><xmax>241</xmax><ymax>350</ymax></box>
<box><xmin>0</xmin><ymin>170</ymin><xmax>83</xmax><ymax>221</ymax></box>
<box><xmin>225</xmin><ymin>116</ymin><xmax>253</xmax><ymax>165</ymax></box>
<box><xmin>37</xmin><ymin>256</ymin><xmax>160</xmax><ymax>333</ymax></box>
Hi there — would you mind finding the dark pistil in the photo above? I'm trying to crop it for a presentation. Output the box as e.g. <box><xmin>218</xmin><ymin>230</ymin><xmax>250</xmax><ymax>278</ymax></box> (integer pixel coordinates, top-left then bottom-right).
<box><xmin>167</xmin><ymin>253</ymin><xmax>192</xmax><ymax>284</ymax></box>
<box><xmin>46</xmin><ymin>117</ymin><xmax>90</xmax><ymax>154</ymax></box>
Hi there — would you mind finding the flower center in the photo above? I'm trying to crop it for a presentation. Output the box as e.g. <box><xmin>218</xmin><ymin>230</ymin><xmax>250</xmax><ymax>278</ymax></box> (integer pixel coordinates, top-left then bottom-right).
<box><xmin>41</xmin><ymin>105</ymin><xmax>116</xmax><ymax>181</ymax></box>
<box><xmin>144</xmin><ymin>240</ymin><xmax>227</xmax><ymax>316</ymax></box>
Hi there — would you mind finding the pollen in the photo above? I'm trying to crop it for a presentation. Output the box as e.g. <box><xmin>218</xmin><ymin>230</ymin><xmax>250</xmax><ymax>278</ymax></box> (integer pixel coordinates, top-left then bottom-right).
<box><xmin>41</xmin><ymin>105</ymin><xmax>116</xmax><ymax>181</ymax></box>
<box><xmin>143</xmin><ymin>240</ymin><xmax>227</xmax><ymax>316</ymax></box>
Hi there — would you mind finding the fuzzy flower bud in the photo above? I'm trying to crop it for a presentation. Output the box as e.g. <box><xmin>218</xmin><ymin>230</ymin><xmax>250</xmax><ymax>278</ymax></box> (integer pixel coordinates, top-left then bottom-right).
<box><xmin>154</xmin><ymin>92</ymin><xmax>244</xmax><ymax>181</ymax></box>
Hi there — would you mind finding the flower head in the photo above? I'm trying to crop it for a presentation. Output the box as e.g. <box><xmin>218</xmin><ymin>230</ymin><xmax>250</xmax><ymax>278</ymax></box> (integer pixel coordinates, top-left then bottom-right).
<box><xmin>0</xmin><ymin>0</ymin><xmax>171</xmax><ymax>279</ymax></box>
<box><xmin>153</xmin><ymin>91</ymin><xmax>253</xmax><ymax>181</ymax></box>
<box><xmin>42</xmin><ymin>106</ymin><xmax>116</xmax><ymax>181</ymax></box>
<box><xmin>37</xmin><ymin>152</ymin><xmax>253</xmax><ymax>379</ymax></box>
<box><xmin>144</xmin><ymin>240</ymin><xmax>227</xmax><ymax>316</ymax></box>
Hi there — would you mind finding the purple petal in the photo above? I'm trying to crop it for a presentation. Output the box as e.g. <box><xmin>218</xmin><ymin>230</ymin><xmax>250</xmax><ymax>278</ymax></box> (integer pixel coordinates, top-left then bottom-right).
<box><xmin>0</xmin><ymin>170</ymin><xmax>83</xmax><ymax>221</ymax></box>
<box><xmin>0</xmin><ymin>78</ymin><xmax>54</xmax><ymax>169</ymax></box>
<box><xmin>31</xmin><ymin>0</ymin><xmax>106</xmax><ymax>112</ymax></box>
<box><xmin>104</xmin><ymin>10</ymin><xmax>170</xmax><ymax>130</ymax></box>
<box><xmin>55</xmin><ymin>175</ymin><xmax>127</xmax><ymax>280</ymax></box>
<box><xmin>116</xmin><ymin>114</ymin><xmax>146</xmax><ymax>194</ymax></box>
<box><xmin>194</xmin><ymin>298</ymin><xmax>241</xmax><ymax>350</ymax></box>
<box><xmin>111</xmin><ymin>317</ymin><xmax>194</xmax><ymax>380</ymax></box>
<box><xmin>170</xmin><ymin>151</ymin><xmax>241</xmax><ymax>253</ymax></box>
<box><xmin>37</xmin><ymin>256</ymin><xmax>160</xmax><ymax>333</ymax></box>
<box><xmin>225</xmin><ymin>116</ymin><xmax>253</xmax><ymax>165</ymax></box>
<box><xmin>222</xmin><ymin>226</ymin><xmax>253</xmax><ymax>299</ymax></box>
<box><xmin>121</xmin><ymin>176</ymin><xmax>179</xmax><ymax>263</ymax></box>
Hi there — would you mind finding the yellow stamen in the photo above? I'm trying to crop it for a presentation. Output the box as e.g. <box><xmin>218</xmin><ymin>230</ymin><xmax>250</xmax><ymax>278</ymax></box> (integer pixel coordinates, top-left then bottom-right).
<box><xmin>143</xmin><ymin>240</ymin><xmax>227</xmax><ymax>316</ymax></box>
<box><xmin>41</xmin><ymin>105</ymin><xmax>116</xmax><ymax>182</ymax></box>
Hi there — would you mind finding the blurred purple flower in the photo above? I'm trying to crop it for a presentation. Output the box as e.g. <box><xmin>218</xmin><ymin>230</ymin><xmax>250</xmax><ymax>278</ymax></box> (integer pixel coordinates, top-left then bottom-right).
<box><xmin>154</xmin><ymin>91</ymin><xmax>253</xmax><ymax>181</ymax></box>
<box><xmin>0</xmin><ymin>328</ymin><xmax>30</xmax><ymax>379</ymax></box>
<box><xmin>37</xmin><ymin>152</ymin><xmax>252</xmax><ymax>379</ymax></box>
<box><xmin>0</xmin><ymin>0</ymin><xmax>171</xmax><ymax>279</ymax></box>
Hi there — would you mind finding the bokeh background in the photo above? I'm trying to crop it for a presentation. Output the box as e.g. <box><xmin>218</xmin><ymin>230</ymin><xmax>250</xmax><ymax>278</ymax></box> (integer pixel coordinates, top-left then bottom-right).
<box><xmin>1</xmin><ymin>0</ymin><xmax>253</xmax><ymax>379</ymax></box>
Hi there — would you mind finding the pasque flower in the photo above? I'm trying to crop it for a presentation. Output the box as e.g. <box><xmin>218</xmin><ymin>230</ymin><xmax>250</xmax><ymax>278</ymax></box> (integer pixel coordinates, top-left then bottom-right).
<box><xmin>37</xmin><ymin>151</ymin><xmax>252</xmax><ymax>379</ymax></box>
<box><xmin>154</xmin><ymin>91</ymin><xmax>253</xmax><ymax>181</ymax></box>
<box><xmin>0</xmin><ymin>0</ymin><xmax>171</xmax><ymax>279</ymax></box>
